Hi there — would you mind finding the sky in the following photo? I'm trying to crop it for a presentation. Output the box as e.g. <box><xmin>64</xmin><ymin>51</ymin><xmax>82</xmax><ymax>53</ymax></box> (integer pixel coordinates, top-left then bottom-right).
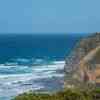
<box><xmin>0</xmin><ymin>0</ymin><xmax>100</xmax><ymax>33</ymax></box>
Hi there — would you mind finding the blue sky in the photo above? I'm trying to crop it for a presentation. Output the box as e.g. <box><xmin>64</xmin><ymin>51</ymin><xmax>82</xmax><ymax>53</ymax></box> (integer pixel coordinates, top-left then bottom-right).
<box><xmin>0</xmin><ymin>0</ymin><xmax>100</xmax><ymax>33</ymax></box>
<box><xmin>0</xmin><ymin>0</ymin><xmax>32</xmax><ymax>33</ymax></box>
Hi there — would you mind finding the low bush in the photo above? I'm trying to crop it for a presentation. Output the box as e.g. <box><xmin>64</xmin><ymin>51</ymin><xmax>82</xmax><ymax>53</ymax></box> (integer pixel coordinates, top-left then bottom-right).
<box><xmin>12</xmin><ymin>88</ymin><xmax>100</xmax><ymax>100</ymax></box>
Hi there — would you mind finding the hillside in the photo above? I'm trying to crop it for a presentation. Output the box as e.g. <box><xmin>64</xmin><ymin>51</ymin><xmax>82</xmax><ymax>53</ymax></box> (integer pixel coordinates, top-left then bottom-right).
<box><xmin>64</xmin><ymin>33</ymin><xmax>100</xmax><ymax>88</ymax></box>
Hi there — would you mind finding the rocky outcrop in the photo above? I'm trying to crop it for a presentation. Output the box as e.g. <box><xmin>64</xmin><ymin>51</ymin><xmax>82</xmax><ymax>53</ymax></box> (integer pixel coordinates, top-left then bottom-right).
<box><xmin>79</xmin><ymin>46</ymin><xmax>100</xmax><ymax>84</ymax></box>
<box><xmin>64</xmin><ymin>33</ymin><xmax>100</xmax><ymax>88</ymax></box>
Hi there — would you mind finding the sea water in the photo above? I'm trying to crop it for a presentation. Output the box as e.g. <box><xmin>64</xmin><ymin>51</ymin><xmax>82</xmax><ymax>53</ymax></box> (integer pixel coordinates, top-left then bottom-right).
<box><xmin>0</xmin><ymin>33</ymin><xmax>87</xmax><ymax>100</ymax></box>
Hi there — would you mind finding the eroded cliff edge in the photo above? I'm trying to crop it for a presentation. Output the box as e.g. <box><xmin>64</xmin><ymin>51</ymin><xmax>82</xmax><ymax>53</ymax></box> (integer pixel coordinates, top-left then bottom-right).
<box><xmin>64</xmin><ymin>33</ymin><xmax>100</xmax><ymax>88</ymax></box>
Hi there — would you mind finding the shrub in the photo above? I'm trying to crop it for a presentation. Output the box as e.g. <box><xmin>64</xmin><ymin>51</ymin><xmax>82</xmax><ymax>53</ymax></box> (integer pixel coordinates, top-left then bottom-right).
<box><xmin>12</xmin><ymin>88</ymin><xmax>100</xmax><ymax>100</ymax></box>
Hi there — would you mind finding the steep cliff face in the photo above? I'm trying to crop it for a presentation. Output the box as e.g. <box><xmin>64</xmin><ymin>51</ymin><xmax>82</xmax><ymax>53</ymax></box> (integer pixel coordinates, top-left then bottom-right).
<box><xmin>64</xmin><ymin>33</ymin><xmax>100</xmax><ymax>88</ymax></box>
<box><xmin>79</xmin><ymin>46</ymin><xmax>100</xmax><ymax>85</ymax></box>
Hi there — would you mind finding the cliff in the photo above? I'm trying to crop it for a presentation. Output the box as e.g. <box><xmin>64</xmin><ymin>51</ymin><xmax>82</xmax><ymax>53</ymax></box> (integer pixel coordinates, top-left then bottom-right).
<box><xmin>64</xmin><ymin>33</ymin><xmax>100</xmax><ymax>88</ymax></box>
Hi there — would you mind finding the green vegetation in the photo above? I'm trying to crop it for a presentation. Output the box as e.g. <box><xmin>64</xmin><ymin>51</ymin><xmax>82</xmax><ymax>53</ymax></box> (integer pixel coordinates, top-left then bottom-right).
<box><xmin>12</xmin><ymin>88</ymin><xmax>100</xmax><ymax>100</ymax></box>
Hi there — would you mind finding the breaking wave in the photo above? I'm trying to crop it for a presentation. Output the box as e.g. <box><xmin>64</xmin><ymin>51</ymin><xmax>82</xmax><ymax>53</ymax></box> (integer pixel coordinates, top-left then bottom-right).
<box><xmin>0</xmin><ymin>58</ymin><xmax>64</xmax><ymax>100</ymax></box>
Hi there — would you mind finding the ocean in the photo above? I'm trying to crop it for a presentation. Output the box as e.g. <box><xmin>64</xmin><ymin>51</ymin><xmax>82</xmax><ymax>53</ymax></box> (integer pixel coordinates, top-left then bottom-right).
<box><xmin>0</xmin><ymin>33</ymin><xmax>87</xmax><ymax>100</ymax></box>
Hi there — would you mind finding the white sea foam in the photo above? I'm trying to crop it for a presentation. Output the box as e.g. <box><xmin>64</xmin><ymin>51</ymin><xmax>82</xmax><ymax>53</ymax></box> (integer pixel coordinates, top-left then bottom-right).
<box><xmin>34</xmin><ymin>59</ymin><xmax>44</xmax><ymax>62</ymax></box>
<box><xmin>0</xmin><ymin>65</ymin><xmax>29</xmax><ymax>70</ymax></box>
<box><xmin>53</xmin><ymin>61</ymin><xmax>65</xmax><ymax>64</ymax></box>
<box><xmin>0</xmin><ymin>60</ymin><xmax>64</xmax><ymax>81</ymax></box>
<box><xmin>0</xmin><ymin>59</ymin><xmax>64</xmax><ymax>100</ymax></box>
<box><xmin>0</xmin><ymin>64</ymin><xmax>17</xmax><ymax>68</ymax></box>
<box><xmin>13</xmin><ymin>58</ymin><xmax>30</xmax><ymax>62</ymax></box>
<box><xmin>32</xmin><ymin>60</ymin><xmax>64</xmax><ymax>71</ymax></box>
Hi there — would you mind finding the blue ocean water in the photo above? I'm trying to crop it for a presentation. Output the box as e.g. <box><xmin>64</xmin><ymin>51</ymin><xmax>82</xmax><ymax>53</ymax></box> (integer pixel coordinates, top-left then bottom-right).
<box><xmin>0</xmin><ymin>33</ymin><xmax>87</xmax><ymax>100</ymax></box>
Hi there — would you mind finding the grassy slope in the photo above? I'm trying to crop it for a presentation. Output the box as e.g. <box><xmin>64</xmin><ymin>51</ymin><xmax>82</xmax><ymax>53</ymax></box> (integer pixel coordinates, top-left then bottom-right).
<box><xmin>12</xmin><ymin>88</ymin><xmax>100</xmax><ymax>100</ymax></box>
